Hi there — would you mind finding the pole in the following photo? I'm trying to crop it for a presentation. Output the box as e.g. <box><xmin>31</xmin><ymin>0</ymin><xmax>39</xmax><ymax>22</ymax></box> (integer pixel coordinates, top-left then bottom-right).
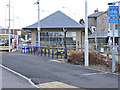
<box><xmin>37</xmin><ymin>0</ymin><xmax>40</xmax><ymax>46</ymax></box>
<box><xmin>49</xmin><ymin>32</ymin><xmax>50</xmax><ymax>46</ymax></box>
<box><xmin>85</xmin><ymin>0</ymin><xmax>89</xmax><ymax>67</ymax></box>
<box><xmin>17</xmin><ymin>31</ymin><xmax>18</xmax><ymax>50</ymax></box>
<box><xmin>5</xmin><ymin>8</ymin><xmax>6</xmax><ymax>34</ymax></box>
<box><xmin>95</xmin><ymin>32</ymin><xmax>97</xmax><ymax>51</ymax></box>
<box><xmin>63</xmin><ymin>28</ymin><xmax>67</xmax><ymax>59</ymax></box>
<box><xmin>13</xmin><ymin>7</ymin><xmax>14</xmax><ymax>48</ymax></box>
<box><xmin>118</xmin><ymin>30</ymin><xmax>120</xmax><ymax>57</ymax></box>
<box><xmin>112</xmin><ymin>19</ymin><xmax>115</xmax><ymax>72</ymax></box>
<box><xmin>9</xmin><ymin>0</ymin><xmax>11</xmax><ymax>52</ymax></box>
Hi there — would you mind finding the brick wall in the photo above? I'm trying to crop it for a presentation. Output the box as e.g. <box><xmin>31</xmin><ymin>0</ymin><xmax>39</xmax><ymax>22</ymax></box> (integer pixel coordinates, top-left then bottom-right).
<box><xmin>88</xmin><ymin>17</ymin><xmax>96</xmax><ymax>32</ymax></box>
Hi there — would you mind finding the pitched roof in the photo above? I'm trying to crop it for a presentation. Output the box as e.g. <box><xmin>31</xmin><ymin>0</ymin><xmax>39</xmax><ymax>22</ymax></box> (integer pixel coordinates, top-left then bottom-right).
<box><xmin>88</xmin><ymin>11</ymin><xmax>106</xmax><ymax>18</ymax></box>
<box><xmin>23</xmin><ymin>11</ymin><xmax>84</xmax><ymax>29</ymax></box>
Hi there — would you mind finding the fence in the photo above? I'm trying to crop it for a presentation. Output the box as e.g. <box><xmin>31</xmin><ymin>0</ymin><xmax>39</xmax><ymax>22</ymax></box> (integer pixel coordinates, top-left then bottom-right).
<box><xmin>22</xmin><ymin>46</ymin><xmax>65</xmax><ymax>59</ymax></box>
<box><xmin>21</xmin><ymin>42</ymin><xmax>120</xmax><ymax>72</ymax></box>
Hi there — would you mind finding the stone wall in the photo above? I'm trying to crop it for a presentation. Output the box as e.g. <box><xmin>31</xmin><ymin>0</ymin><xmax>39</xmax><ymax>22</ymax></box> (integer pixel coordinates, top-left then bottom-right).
<box><xmin>96</xmin><ymin>13</ymin><xmax>109</xmax><ymax>32</ymax></box>
<box><xmin>88</xmin><ymin>17</ymin><xmax>96</xmax><ymax>32</ymax></box>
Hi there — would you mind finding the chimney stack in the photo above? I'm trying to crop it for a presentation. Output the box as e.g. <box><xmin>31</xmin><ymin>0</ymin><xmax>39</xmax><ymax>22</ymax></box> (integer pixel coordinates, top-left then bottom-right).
<box><xmin>94</xmin><ymin>8</ymin><xmax>99</xmax><ymax>13</ymax></box>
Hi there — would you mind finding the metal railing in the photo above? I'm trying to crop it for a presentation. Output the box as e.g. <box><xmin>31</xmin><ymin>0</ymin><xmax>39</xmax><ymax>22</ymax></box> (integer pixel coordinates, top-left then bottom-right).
<box><xmin>22</xmin><ymin>46</ymin><xmax>65</xmax><ymax>59</ymax></box>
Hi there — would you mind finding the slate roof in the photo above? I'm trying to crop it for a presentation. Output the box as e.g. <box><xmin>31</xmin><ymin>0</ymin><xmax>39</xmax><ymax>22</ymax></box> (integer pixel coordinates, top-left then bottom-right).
<box><xmin>88</xmin><ymin>11</ymin><xmax>106</xmax><ymax>18</ymax></box>
<box><xmin>23</xmin><ymin>11</ymin><xmax>85</xmax><ymax>29</ymax></box>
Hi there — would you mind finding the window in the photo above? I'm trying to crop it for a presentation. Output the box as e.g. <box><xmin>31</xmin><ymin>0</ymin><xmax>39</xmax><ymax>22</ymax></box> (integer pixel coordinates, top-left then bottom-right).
<box><xmin>91</xmin><ymin>26</ymin><xmax>96</xmax><ymax>33</ymax></box>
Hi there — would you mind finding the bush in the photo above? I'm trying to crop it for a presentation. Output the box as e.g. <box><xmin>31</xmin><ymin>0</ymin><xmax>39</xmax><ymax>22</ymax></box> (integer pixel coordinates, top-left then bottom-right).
<box><xmin>68</xmin><ymin>51</ymin><xmax>84</xmax><ymax>65</ymax></box>
<box><xmin>68</xmin><ymin>51</ymin><xmax>105</xmax><ymax>65</ymax></box>
<box><xmin>89</xmin><ymin>52</ymin><xmax>105</xmax><ymax>65</ymax></box>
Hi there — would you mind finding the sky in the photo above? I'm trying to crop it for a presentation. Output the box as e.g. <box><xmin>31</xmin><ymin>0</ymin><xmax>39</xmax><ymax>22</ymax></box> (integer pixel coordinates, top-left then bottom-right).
<box><xmin>0</xmin><ymin>0</ymin><xmax>118</xmax><ymax>29</ymax></box>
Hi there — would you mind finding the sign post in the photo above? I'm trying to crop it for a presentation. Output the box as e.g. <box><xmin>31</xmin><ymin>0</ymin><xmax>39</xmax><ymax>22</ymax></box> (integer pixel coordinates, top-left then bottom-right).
<box><xmin>109</xmin><ymin>6</ymin><xmax>119</xmax><ymax>72</ymax></box>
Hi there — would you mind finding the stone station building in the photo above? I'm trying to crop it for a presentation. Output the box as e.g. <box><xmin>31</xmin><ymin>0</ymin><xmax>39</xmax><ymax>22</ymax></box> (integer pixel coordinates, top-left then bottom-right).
<box><xmin>23</xmin><ymin>11</ymin><xmax>85</xmax><ymax>48</ymax></box>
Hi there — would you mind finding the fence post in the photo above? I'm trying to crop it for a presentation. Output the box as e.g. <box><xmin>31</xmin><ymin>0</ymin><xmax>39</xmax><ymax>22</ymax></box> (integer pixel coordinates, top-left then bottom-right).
<box><xmin>41</xmin><ymin>47</ymin><xmax>43</xmax><ymax>56</ymax></box>
<box><xmin>34</xmin><ymin>47</ymin><xmax>36</xmax><ymax>55</ymax></box>
<box><xmin>48</xmin><ymin>47</ymin><xmax>50</xmax><ymax>57</ymax></box>
<box><xmin>61</xmin><ymin>48</ymin><xmax>62</xmax><ymax>59</ymax></box>
<box><xmin>52</xmin><ymin>48</ymin><xmax>54</xmax><ymax>59</ymax></box>
<box><xmin>24</xmin><ymin>47</ymin><xmax>25</xmax><ymax>54</ymax></box>
<box><xmin>44</xmin><ymin>47</ymin><xmax>46</xmax><ymax>57</ymax></box>
<box><xmin>37</xmin><ymin>46</ymin><xmax>40</xmax><ymax>56</ymax></box>
<box><xmin>57</xmin><ymin>48</ymin><xmax>58</xmax><ymax>59</ymax></box>
<box><xmin>28</xmin><ymin>46</ymin><xmax>30</xmax><ymax>54</ymax></box>
<box><xmin>31</xmin><ymin>46</ymin><xmax>32</xmax><ymax>55</ymax></box>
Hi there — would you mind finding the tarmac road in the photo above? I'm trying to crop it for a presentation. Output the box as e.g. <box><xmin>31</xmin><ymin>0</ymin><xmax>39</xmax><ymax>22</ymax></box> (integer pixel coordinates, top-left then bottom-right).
<box><xmin>1</xmin><ymin>67</ymin><xmax>36</xmax><ymax>88</ymax></box>
<box><xmin>1</xmin><ymin>52</ymin><xmax>119</xmax><ymax>88</ymax></box>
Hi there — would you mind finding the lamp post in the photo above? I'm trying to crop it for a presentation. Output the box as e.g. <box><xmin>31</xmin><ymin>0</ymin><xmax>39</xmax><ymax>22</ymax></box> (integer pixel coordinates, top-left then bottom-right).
<box><xmin>85</xmin><ymin>0</ymin><xmax>89</xmax><ymax>67</ymax></box>
<box><xmin>5</xmin><ymin>8</ymin><xmax>7</xmax><ymax>34</ymax></box>
<box><xmin>37</xmin><ymin>0</ymin><xmax>40</xmax><ymax>46</ymax></box>
<box><xmin>7</xmin><ymin>4</ymin><xmax>14</xmax><ymax>49</ymax></box>
<box><xmin>34</xmin><ymin>0</ymin><xmax>40</xmax><ymax>46</ymax></box>
<box><xmin>8</xmin><ymin>0</ymin><xmax>11</xmax><ymax>52</ymax></box>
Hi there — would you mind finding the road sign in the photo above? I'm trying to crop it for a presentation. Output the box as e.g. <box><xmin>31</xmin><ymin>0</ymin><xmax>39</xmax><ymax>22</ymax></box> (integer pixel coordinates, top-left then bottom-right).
<box><xmin>109</xmin><ymin>6</ymin><xmax>119</xmax><ymax>17</ymax></box>
<box><xmin>109</xmin><ymin>19</ymin><xmax>119</xmax><ymax>23</ymax></box>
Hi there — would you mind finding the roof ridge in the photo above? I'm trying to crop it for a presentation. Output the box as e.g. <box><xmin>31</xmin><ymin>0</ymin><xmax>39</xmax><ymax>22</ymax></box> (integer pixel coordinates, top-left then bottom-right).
<box><xmin>40</xmin><ymin>10</ymin><xmax>82</xmax><ymax>25</ymax></box>
<box><xmin>23</xmin><ymin>10</ymin><xmax>84</xmax><ymax>29</ymax></box>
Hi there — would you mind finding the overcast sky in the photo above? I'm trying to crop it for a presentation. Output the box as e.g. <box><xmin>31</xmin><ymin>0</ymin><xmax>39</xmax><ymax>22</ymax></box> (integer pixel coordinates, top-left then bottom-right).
<box><xmin>0</xmin><ymin>0</ymin><xmax>118</xmax><ymax>29</ymax></box>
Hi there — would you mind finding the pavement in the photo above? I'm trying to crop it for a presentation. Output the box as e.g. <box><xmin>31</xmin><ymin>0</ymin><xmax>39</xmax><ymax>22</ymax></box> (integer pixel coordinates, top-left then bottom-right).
<box><xmin>1</xmin><ymin>52</ymin><xmax>120</xmax><ymax>89</ymax></box>
<box><xmin>1</xmin><ymin>67</ymin><xmax>36</xmax><ymax>88</ymax></box>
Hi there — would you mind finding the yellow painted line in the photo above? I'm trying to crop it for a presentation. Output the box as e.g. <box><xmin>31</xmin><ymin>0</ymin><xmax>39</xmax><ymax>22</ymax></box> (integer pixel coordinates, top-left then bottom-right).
<box><xmin>37</xmin><ymin>81</ymin><xmax>78</xmax><ymax>88</ymax></box>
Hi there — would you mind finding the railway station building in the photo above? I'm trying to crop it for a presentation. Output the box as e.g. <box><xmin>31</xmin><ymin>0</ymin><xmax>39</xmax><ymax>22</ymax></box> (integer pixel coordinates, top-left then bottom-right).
<box><xmin>23</xmin><ymin>11</ymin><xmax>85</xmax><ymax>48</ymax></box>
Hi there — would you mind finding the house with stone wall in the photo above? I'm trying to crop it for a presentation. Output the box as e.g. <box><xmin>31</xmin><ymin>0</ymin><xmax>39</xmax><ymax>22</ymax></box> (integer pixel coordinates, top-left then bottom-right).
<box><xmin>88</xmin><ymin>6</ymin><xmax>120</xmax><ymax>45</ymax></box>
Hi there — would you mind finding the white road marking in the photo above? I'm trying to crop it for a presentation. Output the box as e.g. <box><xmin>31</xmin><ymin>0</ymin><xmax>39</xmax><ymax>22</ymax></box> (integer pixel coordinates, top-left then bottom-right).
<box><xmin>82</xmin><ymin>72</ymin><xmax>107</xmax><ymax>76</ymax></box>
<box><xmin>0</xmin><ymin>64</ymin><xmax>39</xmax><ymax>88</ymax></box>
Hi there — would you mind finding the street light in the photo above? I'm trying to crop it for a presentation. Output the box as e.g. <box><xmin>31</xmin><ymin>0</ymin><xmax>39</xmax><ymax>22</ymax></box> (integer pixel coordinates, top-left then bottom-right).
<box><xmin>108</xmin><ymin>1</ymin><xmax>120</xmax><ymax>5</ymax></box>
<box><xmin>35</xmin><ymin>0</ymin><xmax>40</xmax><ymax>46</ymax></box>
<box><xmin>85</xmin><ymin>0</ymin><xmax>89</xmax><ymax>67</ymax></box>
<box><xmin>8</xmin><ymin>0</ymin><xmax>11</xmax><ymax>52</ymax></box>
<box><xmin>7</xmin><ymin>5</ymin><xmax>14</xmax><ymax>49</ymax></box>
